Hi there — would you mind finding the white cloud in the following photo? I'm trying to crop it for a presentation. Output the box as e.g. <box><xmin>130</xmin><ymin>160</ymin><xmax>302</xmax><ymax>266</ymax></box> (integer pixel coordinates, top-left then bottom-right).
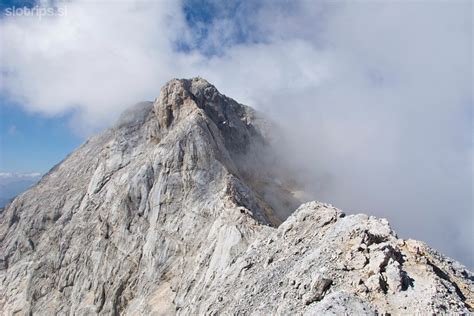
<box><xmin>0</xmin><ymin>0</ymin><xmax>472</xmax><ymax>266</ymax></box>
<box><xmin>1</xmin><ymin>0</ymin><xmax>192</xmax><ymax>132</ymax></box>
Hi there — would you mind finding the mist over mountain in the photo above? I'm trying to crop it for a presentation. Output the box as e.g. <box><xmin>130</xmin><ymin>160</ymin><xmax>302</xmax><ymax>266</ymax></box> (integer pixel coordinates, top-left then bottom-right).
<box><xmin>0</xmin><ymin>79</ymin><xmax>472</xmax><ymax>314</ymax></box>
<box><xmin>0</xmin><ymin>172</ymin><xmax>41</xmax><ymax>208</ymax></box>
<box><xmin>1</xmin><ymin>1</ymin><xmax>471</xmax><ymax>269</ymax></box>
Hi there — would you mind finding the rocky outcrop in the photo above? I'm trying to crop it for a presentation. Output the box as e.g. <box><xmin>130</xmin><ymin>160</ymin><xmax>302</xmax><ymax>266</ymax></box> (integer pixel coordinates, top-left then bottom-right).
<box><xmin>0</xmin><ymin>78</ymin><xmax>472</xmax><ymax>315</ymax></box>
<box><xmin>196</xmin><ymin>201</ymin><xmax>474</xmax><ymax>314</ymax></box>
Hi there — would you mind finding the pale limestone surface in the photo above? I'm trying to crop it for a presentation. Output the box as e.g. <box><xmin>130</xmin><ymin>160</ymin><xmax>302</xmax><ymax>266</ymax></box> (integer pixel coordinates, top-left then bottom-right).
<box><xmin>0</xmin><ymin>78</ymin><xmax>472</xmax><ymax>315</ymax></box>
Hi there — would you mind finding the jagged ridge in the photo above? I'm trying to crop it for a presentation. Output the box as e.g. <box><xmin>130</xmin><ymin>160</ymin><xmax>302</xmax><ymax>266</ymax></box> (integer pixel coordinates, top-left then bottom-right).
<box><xmin>0</xmin><ymin>78</ymin><xmax>472</xmax><ymax>315</ymax></box>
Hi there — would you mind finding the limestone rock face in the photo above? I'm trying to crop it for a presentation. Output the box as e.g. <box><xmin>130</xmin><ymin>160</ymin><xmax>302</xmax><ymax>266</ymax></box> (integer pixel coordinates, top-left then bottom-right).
<box><xmin>0</xmin><ymin>78</ymin><xmax>472</xmax><ymax>315</ymax></box>
<box><xmin>195</xmin><ymin>201</ymin><xmax>474</xmax><ymax>314</ymax></box>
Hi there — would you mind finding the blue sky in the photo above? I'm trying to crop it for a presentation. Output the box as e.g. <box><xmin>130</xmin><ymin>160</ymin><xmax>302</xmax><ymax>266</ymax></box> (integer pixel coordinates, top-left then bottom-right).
<box><xmin>0</xmin><ymin>99</ymin><xmax>81</xmax><ymax>173</ymax></box>
<box><xmin>181</xmin><ymin>0</ymin><xmax>262</xmax><ymax>55</ymax></box>
<box><xmin>0</xmin><ymin>0</ymin><xmax>35</xmax><ymax>11</ymax></box>
<box><xmin>0</xmin><ymin>2</ymin><xmax>63</xmax><ymax>172</ymax></box>
<box><xmin>1</xmin><ymin>0</ymin><xmax>76</xmax><ymax>173</ymax></box>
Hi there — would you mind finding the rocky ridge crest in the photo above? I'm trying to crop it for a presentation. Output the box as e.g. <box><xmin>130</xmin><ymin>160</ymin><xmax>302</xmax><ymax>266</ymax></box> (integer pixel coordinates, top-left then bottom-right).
<box><xmin>0</xmin><ymin>78</ymin><xmax>472</xmax><ymax>315</ymax></box>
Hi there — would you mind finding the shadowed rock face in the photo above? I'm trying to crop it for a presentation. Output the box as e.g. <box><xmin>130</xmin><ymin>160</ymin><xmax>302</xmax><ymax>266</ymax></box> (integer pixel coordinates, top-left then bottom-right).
<box><xmin>0</xmin><ymin>78</ymin><xmax>472</xmax><ymax>315</ymax></box>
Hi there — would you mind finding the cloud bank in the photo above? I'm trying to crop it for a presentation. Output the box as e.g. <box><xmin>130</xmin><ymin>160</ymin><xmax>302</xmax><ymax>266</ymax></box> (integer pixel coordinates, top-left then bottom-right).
<box><xmin>1</xmin><ymin>0</ymin><xmax>472</xmax><ymax>266</ymax></box>
<box><xmin>0</xmin><ymin>172</ymin><xmax>41</xmax><ymax>208</ymax></box>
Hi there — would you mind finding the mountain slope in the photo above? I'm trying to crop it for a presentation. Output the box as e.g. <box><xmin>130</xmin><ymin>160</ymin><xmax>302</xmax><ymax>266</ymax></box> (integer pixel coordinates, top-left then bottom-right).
<box><xmin>0</xmin><ymin>78</ymin><xmax>472</xmax><ymax>315</ymax></box>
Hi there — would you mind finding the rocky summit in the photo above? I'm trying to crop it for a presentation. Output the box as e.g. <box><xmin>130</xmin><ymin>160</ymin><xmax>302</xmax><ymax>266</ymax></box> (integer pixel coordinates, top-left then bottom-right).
<box><xmin>0</xmin><ymin>78</ymin><xmax>472</xmax><ymax>315</ymax></box>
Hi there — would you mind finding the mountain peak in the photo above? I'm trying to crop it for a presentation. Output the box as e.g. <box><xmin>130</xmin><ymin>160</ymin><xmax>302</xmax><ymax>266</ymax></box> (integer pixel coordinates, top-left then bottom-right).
<box><xmin>153</xmin><ymin>78</ymin><xmax>261</xmax><ymax>156</ymax></box>
<box><xmin>157</xmin><ymin>77</ymin><xmax>215</xmax><ymax>106</ymax></box>
<box><xmin>154</xmin><ymin>77</ymin><xmax>220</xmax><ymax>129</ymax></box>
<box><xmin>0</xmin><ymin>79</ymin><xmax>472</xmax><ymax>315</ymax></box>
